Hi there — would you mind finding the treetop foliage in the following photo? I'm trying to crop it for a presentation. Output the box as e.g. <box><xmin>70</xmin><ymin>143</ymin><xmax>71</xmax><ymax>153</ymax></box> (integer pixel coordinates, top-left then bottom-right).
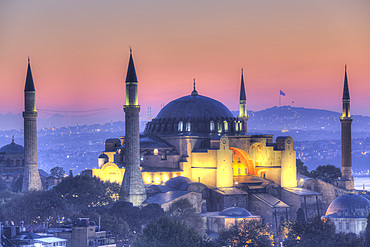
<box><xmin>133</xmin><ymin>217</ymin><xmax>201</xmax><ymax>247</ymax></box>
<box><xmin>217</xmin><ymin>220</ymin><xmax>274</xmax><ymax>247</ymax></box>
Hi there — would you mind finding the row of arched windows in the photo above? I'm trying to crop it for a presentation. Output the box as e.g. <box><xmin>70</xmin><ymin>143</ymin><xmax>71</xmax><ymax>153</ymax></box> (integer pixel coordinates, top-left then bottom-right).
<box><xmin>146</xmin><ymin>119</ymin><xmax>244</xmax><ymax>134</ymax></box>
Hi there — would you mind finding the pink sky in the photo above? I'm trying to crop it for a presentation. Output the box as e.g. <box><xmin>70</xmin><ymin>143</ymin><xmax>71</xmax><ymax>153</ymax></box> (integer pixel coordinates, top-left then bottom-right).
<box><xmin>0</xmin><ymin>0</ymin><xmax>369</xmax><ymax>121</ymax></box>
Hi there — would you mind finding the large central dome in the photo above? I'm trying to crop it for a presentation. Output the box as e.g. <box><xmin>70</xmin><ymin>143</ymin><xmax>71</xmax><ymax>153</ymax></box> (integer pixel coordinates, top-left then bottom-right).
<box><xmin>144</xmin><ymin>90</ymin><xmax>245</xmax><ymax>136</ymax></box>
<box><xmin>156</xmin><ymin>94</ymin><xmax>234</xmax><ymax>120</ymax></box>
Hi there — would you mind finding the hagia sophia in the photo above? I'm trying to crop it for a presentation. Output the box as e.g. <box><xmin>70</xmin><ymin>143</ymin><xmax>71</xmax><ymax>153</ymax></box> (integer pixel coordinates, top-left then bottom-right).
<box><xmin>1</xmin><ymin>54</ymin><xmax>370</xmax><ymax>235</ymax></box>
<box><xmin>89</xmin><ymin>51</ymin><xmax>369</xmax><ymax>234</ymax></box>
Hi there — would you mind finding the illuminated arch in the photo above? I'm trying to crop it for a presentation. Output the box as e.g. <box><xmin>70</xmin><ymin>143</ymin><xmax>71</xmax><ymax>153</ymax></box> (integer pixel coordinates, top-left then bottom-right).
<box><xmin>100</xmin><ymin>162</ymin><xmax>124</xmax><ymax>185</ymax></box>
<box><xmin>230</xmin><ymin>147</ymin><xmax>256</xmax><ymax>176</ymax></box>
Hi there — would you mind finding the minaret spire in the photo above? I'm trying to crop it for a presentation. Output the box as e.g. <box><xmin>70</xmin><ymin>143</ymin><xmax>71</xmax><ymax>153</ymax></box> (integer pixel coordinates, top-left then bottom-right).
<box><xmin>343</xmin><ymin>64</ymin><xmax>350</xmax><ymax>101</ymax></box>
<box><xmin>122</xmin><ymin>49</ymin><xmax>147</xmax><ymax>206</ymax></box>
<box><xmin>25</xmin><ymin>57</ymin><xmax>35</xmax><ymax>92</ymax></box>
<box><xmin>337</xmin><ymin>65</ymin><xmax>354</xmax><ymax>190</ymax></box>
<box><xmin>238</xmin><ymin>68</ymin><xmax>248</xmax><ymax>133</ymax></box>
<box><xmin>22</xmin><ymin>58</ymin><xmax>42</xmax><ymax>192</ymax></box>
<box><xmin>191</xmin><ymin>78</ymin><xmax>198</xmax><ymax>96</ymax></box>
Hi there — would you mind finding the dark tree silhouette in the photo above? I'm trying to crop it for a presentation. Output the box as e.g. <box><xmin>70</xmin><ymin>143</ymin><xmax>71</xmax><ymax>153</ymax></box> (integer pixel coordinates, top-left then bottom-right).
<box><xmin>133</xmin><ymin>217</ymin><xmax>201</xmax><ymax>247</ymax></box>
<box><xmin>166</xmin><ymin>198</ymin><xmax>203</xmax><ymax>233</ymax></box>
<box><xmin>296</xmin><ymin>159</ymin><xmax>309</xmax><ymax>176</ymax></box>
<box><xmin>284</xmin><ymin>216</ymin><xmax>336</xmax><ymax>247</ymax></box>
<box><xmin>296</xmin><ymin>208</ymin><xmax>306</xmax><ymax>223</ymax></box>
<box><xmin>310</xmin><ymin>164</ymin><xmax>341</xmax><ymax>183</ymax></box>
<box><xmin>217</xmin><ymin>220</ymin><xmax>274</xmax><ymax>247</ymax></box>
<box><xmin>50</xmin><ymin>166</ymin><xmax>65</xmax><ymax>178</ymax></box>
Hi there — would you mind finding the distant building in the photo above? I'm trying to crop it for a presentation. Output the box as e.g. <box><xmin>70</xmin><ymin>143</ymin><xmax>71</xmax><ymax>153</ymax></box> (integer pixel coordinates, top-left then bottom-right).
<box><xmin>323</xmin><ymin>193</ymin><xmax>370</xmax><ymax>235</ymax></box>
<box><xmin>0</xmin><ymin>221</ymin><xmax>68</xmax><ymax>247</ymax></box>
<box><xmin>202</xmin><ymin>207</ymin><xmax>260</xmax><ymax>234</ymax></box>
<box><xmin>0</xmin><ymin>137</ymin><xmax>25</xmax><ymax>173</ymax></box>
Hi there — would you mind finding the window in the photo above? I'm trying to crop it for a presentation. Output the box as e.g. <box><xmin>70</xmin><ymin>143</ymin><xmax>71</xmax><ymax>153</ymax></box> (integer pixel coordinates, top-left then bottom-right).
<box><xmin>161</xmin><ymin>151</ymin><xmax>167</xmax><ymax>160</ymax></box>
<box><xmin>224</xmin><ymin>121</ymin><xmax>228</xmax><ymax>132</ymax></box>
<box><xmin>238</xmin><ymin>168</ymin><xmax>241</xmax><ymax>175</ymax></box>
<box><xmin>153</xmin><ymin>149</ymin><xmax>159</xmax><ymax>155</ymax></box>
<box><xmin>218</xmin><ymin>122</ymin><xmax>222</xmax><ymax>133</ymax></box>
<box><xmin>186</xmin><ymin>122</ymin><xmax>191</xmax><ymax>131</ymax></box>
<box><xmin>346</xmin><ymin>222</ymin><xmax>350</xmax><ymax>230</ymax></box>
<box><xmin>178</xmin><ymin>121</ymin><xmax>183</xmax><ymax>131</ymax></box>
<box><xmin>244</xmin><ymin>167</ymin><xmax>248</xmax><ymax>174</ymax></box>
<box><xmin>210</xmin><ymin>121</ymin><xmax>215</xmax><ymax>131</ymax></box>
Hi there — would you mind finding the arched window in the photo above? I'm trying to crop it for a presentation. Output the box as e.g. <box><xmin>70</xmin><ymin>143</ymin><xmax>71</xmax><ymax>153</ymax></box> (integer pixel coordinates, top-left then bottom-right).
<box><xmin>178</xmin><ymin>121</ymin><xmax>183</xmax><ymax>131</ymax></box>
<box><xmin>186</xmin><ymin>122</ymin><xmax>191</xmax><ymax>131</ymax></box>
<box><xmin>224</xmin><ymin>121</ymin><xmax>228</xmax><ymax>132</ymax></box>
<box><xmin>346</xmin><ymin>222</ymin><xmax>350</xmax><ymax>230</ymax></box>
<box><xmin>244</xmin><ymin>167</ymin><xmax>248</xmax><ymax>174</ymax></box>
<box><xmin>218</xmin><ymin>122</ymin><xmax>222</xmax><ymax>133</ymax></box>
<box><xmin>210</xmin><ymin>121</ymin><xmax>215</xmax><ymax>131</ymax></box>
<box><xmin>235</xmin><ymin>121</ymin><xmax>239</xmax><ymax>132</ymax></box>
<box><xmin>238</xmin><ymin>168</ymin><xmax>241</xmax><ymax>175</ymax></box>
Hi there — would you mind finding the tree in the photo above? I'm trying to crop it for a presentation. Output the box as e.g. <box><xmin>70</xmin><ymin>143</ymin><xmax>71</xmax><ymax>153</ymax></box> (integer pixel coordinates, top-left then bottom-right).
<box><xmin>217</xmin><ymin>220</ymin><xmax>274</xmax><ymax>247</ymax></box>
<box><xmin>284</xmin><ymin>216</ymin><xmax>336</xmax><ymax>247</ymax></box>
<box><xmin>296</xmin><ymin>208</ymin><xmax>306</xmax><ymax>223</ymax></box>
<box><xmin>310</xmin><ymin>165</ymin><xmax>341</xmax><ymax>184</ymax></box>
<box><xmin>99</xmin><ymin>213</ymin><xmax>132</xmax><ymax>244</ymax></box>
<box><xmin>334</xmin><ymin>232</ymin><xmax>364</xmax><ymax>247</ymax></box>
<box><xmin>50</xmin><ymin>166</ymin><xmax>66</xmax><ymax>178</ymax></box>
<box><xmin>296</xmin><ymin>159</ymin><xmax>309</xmax><ymax>176</ymax></box>
<box><xmin>0</xmin><ymin>190</ymin><xmax>70</xmax><ymax>225</ymax></box>
<box><xmin>133</xmin><ymin>217</ymin><xmax>201</xmax><ymax>247</ymax></box>
<box><xmin>278</xmin><ymin>220</ymin><xmax>294</xmax><ymax>241</ymax></box>
<box><xmin>11</xmin><ymin>176</ymin><xmax>23</xmax><ymax>193</ymax></box>
<box><xmin>166</xmin><ymin>198</ymin><xmax>203</xmax><ymax>233</ymax></box>
<box><xmin>53</xmin><ymin>175</ymin><xmax>121</xmax><ymax>214</ymax></box>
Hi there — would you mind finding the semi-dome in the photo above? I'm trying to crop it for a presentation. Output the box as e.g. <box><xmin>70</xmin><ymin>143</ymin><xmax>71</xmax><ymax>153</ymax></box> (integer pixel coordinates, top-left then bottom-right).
<box><xmin>0</xmin><ymin>141</ymin><xmax>24</xmax><ymax>154</ymax></box>
<box><xmin>219</xmin><ymin>207</ymin><xmax>252</xmax><ymax>217</ymax></box>
<box><xmin>325</xmin><ymin>194</ymin><xmax>370</xmax><ymax>218</ymax></box>
<box><xmin>165</xmin><ymin>176</ymin><xmax>192</xmax><ymax>191</ymax></box>
<box><xmin>145</xmin><ymin>90</ymin><xmax>245</xmax><ymax>136</ymax></box>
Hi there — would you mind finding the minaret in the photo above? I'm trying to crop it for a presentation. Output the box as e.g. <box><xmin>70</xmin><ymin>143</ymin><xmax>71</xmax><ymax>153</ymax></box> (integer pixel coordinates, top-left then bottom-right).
<box><xmin>339</xmin><ymin>65</ymin><xmax>354</xmax><ymax>190</ymax></box>
<box><xmin>22</xmin><ymin>58</ymin><xmax>42</xmax><ymax>192</ymax></box>
<box><xmin>121</xmin><ymin>50</ymin><xmax>147</xmax><ymax>206</ymax></box>
<box><xmin>238</xmin><ymin>69</ymin><xmax>249</xmax><ymax>132</ymax></box>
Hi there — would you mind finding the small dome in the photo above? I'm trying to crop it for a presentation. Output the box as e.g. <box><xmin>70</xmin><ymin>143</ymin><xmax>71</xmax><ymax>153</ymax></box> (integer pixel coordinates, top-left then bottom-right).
<box><xmin>326</xmin><ymin>194</ymin><xmax>370</xmax><ymax>218</ymax></box>
<box><xmin>0</xmin><ymin>142</ymin><xmax>24</xmax><ymax>154</ymax></box>
<box><xmin>165</xmin><ymin>176</ymin><xmax>192</xmax><ymax>190</ymax></box>
<box><xmin>219</xmin><ymin>207</ymin><xmax>252</xmax><ymax>217</ymax></box>
<box><xmin>99</xmin><ymin>154</ymin><xmax>108</xmax><ymax>159</ymax></box>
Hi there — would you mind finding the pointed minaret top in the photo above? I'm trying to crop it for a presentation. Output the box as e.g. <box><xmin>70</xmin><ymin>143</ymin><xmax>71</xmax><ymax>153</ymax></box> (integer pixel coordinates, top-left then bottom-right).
<box><xmin>240</xmin><ymin>68</ymin><xmax>246</xmax><ymax>101</ymax></box>
<box><xmin>343</xmin><ymin>64</ymin><xmax>350</xmax><ymax>100</ymax></box>
<box><xmin>125</xmin><ymin>49</ymin><xmax>138</xmax><ymax>83</ymax></box>
<box><xmin>24</xmin><ymin>58</ymin><xmax>35</xmax><ymax>91</ymax></box>
<box><xmin>11</xmin><ymin>135</ymin><xmax>14</xmax><ymax>144</ymax></box>
<box><xmin>191</xmin><ymin>78</ymin><xmax>198</xmax><ymax>96</ymax></box>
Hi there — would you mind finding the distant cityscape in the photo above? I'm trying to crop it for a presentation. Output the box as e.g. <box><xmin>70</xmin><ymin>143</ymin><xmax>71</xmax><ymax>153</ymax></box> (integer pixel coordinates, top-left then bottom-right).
<box><xmin>1</xmin><ymin>106</ymin><xmax>370</xmax><ymax>176</ymax></box>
